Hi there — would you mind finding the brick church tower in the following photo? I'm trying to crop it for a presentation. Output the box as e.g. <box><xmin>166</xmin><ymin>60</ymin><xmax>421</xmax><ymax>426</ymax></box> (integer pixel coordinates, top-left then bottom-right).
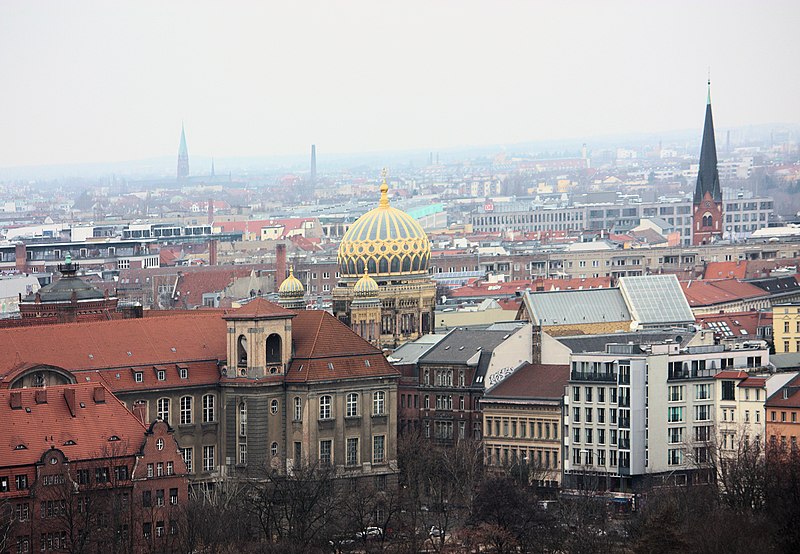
<box><xmin>692</xmin><ymin>81</ymin><xmax>724</xmax><ymax>245</ymax></box>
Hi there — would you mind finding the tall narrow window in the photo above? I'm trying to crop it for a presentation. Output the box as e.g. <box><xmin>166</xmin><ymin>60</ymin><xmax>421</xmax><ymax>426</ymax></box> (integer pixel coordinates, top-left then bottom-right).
<box><xmin>202</xmin><ymin>395</ymin><xmax>215</xmax><ymax>423</ymax></box>
<box><xmin>373</xmin><ymin>435</ymin><xmax>386</xmax><ymax>464</ymax></box>
<box><xmin>156</xmin><ymin>398</ymin><xmax>170</xmax><ymax>424</ymax></box>
<box><xmin>320</xmin><ymin>395</ymin><xmax>332</xmax><ymax>420</ymax></box>
<box><xmin>346</xmin><ymin>438</ymin><xmax>359</xmax><ymax>466</ymax></box>
<box><xmin>293</xmin><ymin>397</ymin><xmax>302</xmax><ymax>421</ymax></box>
<box><xmin>373</xmin><ymin>391</ymin><xmax>385</xmax><ymax>416</ymax></box>
<box><xmin>346</xmin><ymin>393</ymin><xmax>359</xmax><ymax>417</ymax></box>
<box><xmin>239</xmin><ymin>402</ymin><xmax>247</xmax><ymax>437</ymax></box>
<box><xmin>202</xmin><ymin>446</ymin><xmax>215</xmax><ymax>472</ymax></box>
<box><xmin>180</xmin><ymin>396</ymin><xmax>192</xmax><ymax>425</ymax></box>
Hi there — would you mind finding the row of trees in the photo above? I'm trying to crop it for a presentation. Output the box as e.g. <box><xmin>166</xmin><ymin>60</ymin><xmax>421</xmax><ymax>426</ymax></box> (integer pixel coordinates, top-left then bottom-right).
<box><xmin>5</xmin><ymin>435</ymin><xmax>799</xmax><ymax>553</ymax></box>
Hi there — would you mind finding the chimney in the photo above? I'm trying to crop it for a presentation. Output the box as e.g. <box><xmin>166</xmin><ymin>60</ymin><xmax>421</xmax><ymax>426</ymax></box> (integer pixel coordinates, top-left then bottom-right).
<box><xmin>208</xmin><ymin>239</ymin><xmax>218</xmax><ymax>266</ymax></box>
<box><xmin>64</xmin><ymin>388</ymin><xmax>76</xmax><ymax>417</ymax></box>
<box><xmin>10</xmin><ymin>391</ymin><xmax>22</xmax><ymax>410</ymax></box>
<box><xmin>15</xmin><ymin>243</ymin><xmax>27</xmax><ymax>272</ymax></box>
<box><xmin>207</xmin><ymin>198</ymin><xmax>214</xmax><ymax>225</ymax></box>
<box><xmin>93</xmin><ymin>386</ymin><xmax>106</xmax><ymax>404</ymax></box>
<box><xmin>275</xmin><ymin>243</ymin><xmax>287</xmax><ymax>289</ymax></box>
<box><xmin>34</xmin><ymin>389</ymin><xmax>47</xmax><ymax>404</ymax></box>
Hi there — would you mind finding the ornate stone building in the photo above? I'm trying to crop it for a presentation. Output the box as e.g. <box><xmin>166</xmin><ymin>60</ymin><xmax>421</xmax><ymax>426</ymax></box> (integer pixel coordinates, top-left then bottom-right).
<box><xmin>333</xmin><ymin>173</ymin><xmax>436</xmax><ymax>349</ymax></box>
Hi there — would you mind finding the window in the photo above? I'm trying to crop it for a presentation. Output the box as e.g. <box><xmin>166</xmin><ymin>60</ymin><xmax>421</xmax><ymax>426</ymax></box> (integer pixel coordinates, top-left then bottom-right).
<box><xmin>721</xmin><ymin>381</ymin><xmax>736</xmax><ymax>401</ymax></box>
<box><xmin>346</xmin><ymin>438</ymin><xmax>359</xmax><ymax>466</ymax></box>
<box><xmin>573</xmin><ymin>407</ymin><xmax>580</xmax><ymax>423</ymax></box>
<box><xmin>668</xmin><ymin>449</ymin><xmax>683</xmax><ymax>466</ymax></box>
<box><xmin>78</xmin><ymin>469</ymin><xmax>90</xmax><ymax>485</ymax></box>
<box><xmin>668</xmin><ymin>407</ymin><xmax>684</xmax><ymax>423</ymax></box>
<box><xmin>142</xmin><ymin>491</ymin><xmax>152</xmax><ymax>508</ymax></box>
<box><xmin>179</xmin><ymin>367</ymin><xmax>188</xmax><ymax>379</ymax></box>
<box><xmin>573</xmin><ymin>386</ymin><xmax>580</xmax><ymax>402</ymax></box>
<box><xmin>695</xmin><ymin>405</ymin><xmax>711</xmax><ymax>421</ymax></box>
<box><xmin>598</xmin><ymin>387</ymin><xmax>605</xmax><ymax>403</ymax></box>
<box><xmin>147</xmin><ymin>463</ymin><xmax>154</xmax><ymax>478</ymax></box>
<box><xmin>95</xmin><ymin>467</ymin><xmax>109</xmax><ymax>483</ymax></box>
<box><xmin>373</xmin><ymin>435</ymin><xmax>386</xmax><ymax>464</ymax></box>
<box><xmin>320</xmin><ymin>395</ymin><xmax>332</xmax><ymax>419</ymax></box>
<box><xmin>202</xmin><ymin>395</ymin><xmax>215</xmax><ymax>422</ymax></box>
<box><xmin>156</xmin><ymin>462</ymin><xmax>164</xmax><ymax>476</ymax></box>
<box><xmin>156</xmin><ymin>489</ymin><xmax>165</xmax><ymax>507</ymax></box>
<box><xmin>15</xmin><ymin>475</ymin><xmax>28</xmax><ymax>490</ymax></box>
<box><xmin>203</xmin><ymin>445</ymin><xmax>215</xmax><ymax>472</ymax></box>
<box><xmin>669</xmin><ymin>428</ymin><xmax>684</xmax><ymax>444</ymax></box>
<box><xmin>573</xmin><ymin>427</ymin><xmax>581</xmax><ymax>443</ymax></box>
<box><xmin>271</xmin><ymin>442</ymin><xmax>278</xmax><ymax>456</ymax></box>
<box><xmin>134</xmin><ymin>372</ymin><xmax>143</xmax><ymax>383</ymax></box>
<box><xmin>319</xmin><ymin>440</ymin><xmax>332</xmax><ymax>466</ymax></box>
<box><xmin>373</xmin><ymin>391</ymin><xmax>385</xmax><ymax>415</ymax></box>
<box><xmin>585</xmin><ymin>408</ymin><xmax>593</xmax><ymax>423</ymax></box>
<box><xmin>181</xmin><ymin>448</ymin><xmax>193</xmax><ymax>473</ymax></box>
<box><xmin>270</xmin><ymin>399</ymin><xmax>279</xmax><ymax>415</ymax></box>
<box><xmin>668</xmin><ymin>386</ymin><xmax>684</xmax><ymax>402</ymax></box>
<box><xmin>170</xmin><ymin>488</ymin><xmax>178</xmax><ymax>505</ymax></box>
<box><xmin>156</xmin><ymin>398</ymin><xmax>170</xmax><ymax>423</ymax></box>
<box><xmin>166</xmin><ymin>462</ymin><xmax>173</xmax><ymax>476</ymax></box>
<box><xmin>293</xmin><ymin>397</ymin><xmax>302</xmax><ymax>421</ymax></box>
<box><xmin>695</xmin><ymin>384</ymin><xmax>711</xmax><ymax>400</ymax></box>
<box><xmin>344</xmin><ymin>392</ymin><xmax>360</xmax><ymax>417</ymax></box>
<box><xmin>180</xmin><ymin>396</ymin><xmax>192</xmax><ymax>425</ymax></box>
<box><xmin>157</xmin><ymin>370</ymin><xmax>166</xmax><ymax>381</ymax></box>
<box><xmin>598</xmin><ymin>408</ymin><xmax>605</xmax><ymax>424</ymax></box>
<box><xmin>585</xmin><ymin>387</ymin><xmax>593</xmax><ymax>402</ymax></box>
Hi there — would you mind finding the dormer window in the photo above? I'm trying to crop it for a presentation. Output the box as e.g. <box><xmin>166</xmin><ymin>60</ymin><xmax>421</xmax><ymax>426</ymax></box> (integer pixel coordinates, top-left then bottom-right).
<box><xmin>157</xmin><ymin>370</ymin><xmax>166</xmax><ymax>381</ymax></box>
<box><xmin>108</xmin><ymin>435</ymin><xmax>120</xmax><ymax>442</ymax></box>
<box><xmin>134</xmin><ymin>372</ymin><xmax>143</xmax><ymax>383</ymax></box>
<box><xmin>179</xmin><ymin>368</ymin><xmax>188</xmax><ymax>379</ymax></box>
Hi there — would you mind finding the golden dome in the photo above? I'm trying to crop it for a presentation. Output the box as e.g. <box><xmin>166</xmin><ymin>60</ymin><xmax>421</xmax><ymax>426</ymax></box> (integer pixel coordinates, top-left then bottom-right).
<box><xmin>353</xmin><ymin>270</ymin><xmax>379</xmax><ymax>297</ymax></box>
<box><xmin>338</xmin><ymin>171</ymin><xmax>431</xmax><ymax>278</ymax></box>
<box><xmin>278</xmin><ymin>267</ymin><xmax>304</xmax><ymax>298</ymax></box>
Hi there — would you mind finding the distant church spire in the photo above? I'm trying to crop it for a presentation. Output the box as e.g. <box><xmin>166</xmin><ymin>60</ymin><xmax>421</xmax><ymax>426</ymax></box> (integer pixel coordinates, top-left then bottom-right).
<box><xmin>310</xmin><ymin>144</ymin><xmax>317</xmax><ymax>185</ymax></box>
<box><xmin>177</xmin><ymin>123</ymin><xmax>190</xmax><ymax>181</ymax></box>
<box><xmin>694</xmin><ymin>79</ymin><xmax>721</xmax><ymax>203</ymax></box>
<box><xmin>211</xmin><ymin>157</ymin><xmax>215</xmax><ymax>177</ymax></box>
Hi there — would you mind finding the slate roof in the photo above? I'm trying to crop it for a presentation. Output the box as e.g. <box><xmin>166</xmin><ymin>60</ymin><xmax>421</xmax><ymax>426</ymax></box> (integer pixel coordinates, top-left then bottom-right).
<box><xmin>747</xmin><ymin>276</ymin><xmax>800</xmax><ymax>296</ymax></box>
<box><xmin>23</xmin><ymin>273</ymin><xmax>106</xmax><ymax>302</ymax></box>
<box><xmin>419</xmin><ymin>329</ymin><xmax>513</xmax><ymax>365</ymax></box>
<box><xmin>0</xmin><ymin>383</ymin><xmax>146</xmax><ymax>467</ymax></box>
<box><xmin>388</xmin><ymin>333</ymin><xmax>448</xmax><ymax>365</ymax></box>
<box><xmin>484</xmin><ymin>363</ymin><xmax>569</xmax><ymax>400</ymax></box>
<box><xmin>521</xmin><ymin>288</ymin><xmax>630</xmax><ymax>327</ymax></box>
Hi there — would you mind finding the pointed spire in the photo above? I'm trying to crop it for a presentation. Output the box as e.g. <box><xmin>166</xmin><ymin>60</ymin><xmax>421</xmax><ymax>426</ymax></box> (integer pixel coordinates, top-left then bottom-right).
<box><xmin>378</xmin><ymin>168</ymin><xmax>390</xmax><ymax>208</ymax></box>
<box><xmin>694</xmin><ymin>82</ymin><xmax>721</xmax><ymax>204</ymax></box>
<box><xmin>211</xmin><ymin>157</ymin><xmax>215</xmax><ymax>177</ymax></box>
<box><xmin>177</xmin><ymin>123</ymin><xmax>190</xmax><ymax>180</ymax></box>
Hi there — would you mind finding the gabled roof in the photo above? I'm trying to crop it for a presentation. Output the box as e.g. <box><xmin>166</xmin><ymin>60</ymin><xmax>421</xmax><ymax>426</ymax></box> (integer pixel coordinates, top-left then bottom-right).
<box><xmin>766</xmin><ymin>373</ymin><xmax>800</xmax><ymax>408</ymax></box>
<box><xmin>0</xmin><ymin>383</ymin><xmax>146</xmax><ymax>467</ymax></box>
<box><xmin>680</xmin><ymin>279</ymin><xmax>767</xmax><ymax>307</ymax></box>
<box><xmin>618</xmin><ymin>275</ymin><xmax>694</xmax><ymax>325</ymax></box>
<box><xmin>704</xmin><ymin>261</ymin><xmax>748</xmax><ymax>280</ymax></box>
<box><xmin>695</xmin><ymin>311</ymin><xmax>771</xmax><ymax>338</ymax></box>
<box><xmin>223</xmin><ymin>297</ymin><xmax>294</xmax><ymax>320</ymax></box>
<box><xmin>484</xmin><ymin>363</ymin><xmax>569</xmax><ymax>401</ymax></box>
<box><xmin>747</xmin><ymin>275</ymin><xmax>800</xmax><ymax>296</ymax></box>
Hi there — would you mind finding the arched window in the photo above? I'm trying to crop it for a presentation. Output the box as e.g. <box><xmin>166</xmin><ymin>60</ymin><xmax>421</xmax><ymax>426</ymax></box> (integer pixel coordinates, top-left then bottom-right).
<box><xmin>402</xmin><ymin>256</ymin><xmax>411</xmax><ymax>272</ymax></box>
<box><xmin>367</xmin><ymin>259</ymin><xmax>377</xmax><ymax>274</ymax></box>
<box><xmin>373</xmin><ymin>391</ymin><xmax>385</xmax><ymax>416</ymax></box>
<box><xmin>356</xmin><ymin>259</ymin><xmax>365</xmax><ymax>275</ymax></box>
<box><xmin>319</xmin><ymin>395</ymin><xmax>332</xmax><ymax>420</ymax></box>
<box><xmin>346</xmin><ymin>393</ymin><xmax>359</xmax><ymax>417</ymax></box>
<box><xmin>271</xmin><ymin>399</ymin><xmax>279</xmax><ymax>415</ymax></box>
<box><xmin>156</xmin><ymin>398</ymin><xmax>170</xmax><ymax>423</ymax></box>
<box><xmin>180</xmin><ymin>396</ymin><xmax>192</xmax><ymax>425</ymax></box>
<box><xmin>379</xmin><ymin>258</ymin><xmax>389</xmax><ymax>273</ymax></box>
<box><xmin>266</xmin><ymin>334</ymin><xmax>282</xmax><ymax>364</ymax></box>
<box><xmin>390</xmin><ymin>257</ymin><xmax>400</xmax><ymax>272</ymax></box>
<box><xmin>293</xmin><ymin>397</ymin><xmax>302</xmax><ymax>421</ymax></box>
<box><xmin>237</xmin><ymin>335</ymin><xmax>248</xmax><ymax>366</ymax></box>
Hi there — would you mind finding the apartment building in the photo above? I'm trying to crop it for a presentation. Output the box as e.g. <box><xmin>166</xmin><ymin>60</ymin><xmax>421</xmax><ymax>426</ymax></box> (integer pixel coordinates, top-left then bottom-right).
<box><xmin>563</xmin><ymin>337</ymin><xmax>770</xmax><ymax>491</ymax></box>
<box><xmin>773</xmin><ymin>303</ymin><xmax>800</xmax><ymax>353</ymax></box>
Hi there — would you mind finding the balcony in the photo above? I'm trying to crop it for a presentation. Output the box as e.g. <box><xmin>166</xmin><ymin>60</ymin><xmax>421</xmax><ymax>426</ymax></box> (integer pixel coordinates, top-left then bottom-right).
<box><xmin>570</xmin><ymin>371</ymin><xmax>616</xmax><ymax>382</ymax></box>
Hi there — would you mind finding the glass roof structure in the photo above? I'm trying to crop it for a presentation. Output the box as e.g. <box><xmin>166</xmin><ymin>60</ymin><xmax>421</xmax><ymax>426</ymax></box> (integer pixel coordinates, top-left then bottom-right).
<box><xmin>618</xmin><ymin>275</ymin><xmax>694</xmax><ymax>325</ymax></box>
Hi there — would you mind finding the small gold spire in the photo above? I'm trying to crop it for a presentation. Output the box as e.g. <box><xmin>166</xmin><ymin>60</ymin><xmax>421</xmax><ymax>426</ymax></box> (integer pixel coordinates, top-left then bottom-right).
<box><xmin>288</xmin><ymin>265</ymin><xmax>294</xmax><ymax>276</ymax></box>
<box><xmin>379</xmin><ymin>167</ymin><xmax>389</xmax><ymax>208</ymax></box>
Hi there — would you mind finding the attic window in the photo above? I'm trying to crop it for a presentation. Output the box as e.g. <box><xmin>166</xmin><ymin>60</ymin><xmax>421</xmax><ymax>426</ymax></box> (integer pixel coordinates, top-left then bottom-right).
<box><xmin>157</xmin><ymin>370</ymin><xmax>166</xmax><ymax>381</ymax></box>
<box><xmin>179</xmin><ymin>368</ymin><xmax>188</xmax><ymax>379</ymax></box>
<box><xmin>298</xmin><ymin>364</ymin><xmax>304</xmax><ymax>372</ymax></box>
<box><xmin>108</xmin><ymin>435</ymin><xmax>120</xmax><ymax>442</ymax></box>
<box><xmin>171</xmin><ymin>347</ymin><xmax>177</xmax><ymax>352</ymax></box>
<box><xmin>134</xmin><ymin>372</ymin><xmax>143</xmax><ymax>383</ymax></box>
<box><xmin>364</xmin><ymin>360</ymin><xmax>371</xmax><ymax>368</ymax></box>
<box><xmin>14</xmin><ymin>444</ymin><xmax>27</xmax><ymax>450</ymax></box>
<box><xmin>444</xmin><ymin>346</ymin><xmax>450</xmax><ymax>350</ymax></box>
<box><xmin>63</xmin><ymin>440</ymin><xmax>76</xmax><ymax>446</ymax></box>
<box><xmin>328</xmin><ymin>362</ymin><xmax>335</xmax><ymax>370</ymax></box>
<box><xmin>459</xmin><ymin>346</ymin><xmax>465</xmax><ymax>350</ymax></box>
<box><xmin>88</xmin><ymin>354</ymin><xmax>94</xmax><ymax>359</ymax></box>
<box><xmin>127</xmin><ymin>351</ymin><xmax>132</xmax><ymax>357</ymax></box>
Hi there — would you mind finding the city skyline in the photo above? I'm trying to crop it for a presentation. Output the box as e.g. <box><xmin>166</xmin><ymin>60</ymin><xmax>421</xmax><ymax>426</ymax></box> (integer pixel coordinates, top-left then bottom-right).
<box><xmin>1</xmin><ymin>1</ymin><xmax>798</xmax><ymax>169</ymax></box>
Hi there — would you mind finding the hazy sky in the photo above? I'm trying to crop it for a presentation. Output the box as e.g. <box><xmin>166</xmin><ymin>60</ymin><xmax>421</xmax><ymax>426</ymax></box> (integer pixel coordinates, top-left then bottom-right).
<box><xmin>1</xmin><ymin>0</ymin><xmax>798</xmax><ymax>168</ymax></box>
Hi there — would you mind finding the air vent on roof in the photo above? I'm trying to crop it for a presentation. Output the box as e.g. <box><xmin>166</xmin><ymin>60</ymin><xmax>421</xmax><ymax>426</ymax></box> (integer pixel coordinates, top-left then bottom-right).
<box><xmin>444</xmin><ymin>346</ymin><xmax>450</xmax><ymax>350</ymax></box>
<box><xmin>459</xmin><ymin>346</ymin><xmax>465</xmax><ymax>350</ymax></box>
<box><xmin>127</xmin><ymin>352</ymin><xmax>132</xmax><ymax>357</ymax></box>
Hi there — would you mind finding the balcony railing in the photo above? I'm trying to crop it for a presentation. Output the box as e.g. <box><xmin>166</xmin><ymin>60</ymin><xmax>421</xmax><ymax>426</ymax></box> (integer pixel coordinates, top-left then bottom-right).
<box><xmin>570</xmin><ymin>372</ymin><xmax>616</xmax><ymax>382</ymax></box>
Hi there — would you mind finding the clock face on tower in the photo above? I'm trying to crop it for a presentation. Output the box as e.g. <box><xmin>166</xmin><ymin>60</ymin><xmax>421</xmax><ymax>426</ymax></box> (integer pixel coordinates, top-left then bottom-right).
<box><xmin>704</xmin><ymin>200</ymin><xmax>711</xmax><ymax>207</ymax></box>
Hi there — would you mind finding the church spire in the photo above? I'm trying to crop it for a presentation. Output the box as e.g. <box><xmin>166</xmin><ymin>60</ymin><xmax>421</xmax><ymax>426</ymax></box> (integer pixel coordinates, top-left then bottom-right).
<box><xmin>694</xmin><ymin>80</ymin><xmax>721</xmax><ymax>204</ymax></box>
<box><xmin>177</xmin><ymin>123</ymin><xmax>190</xmax><ymax>181</ymax></box>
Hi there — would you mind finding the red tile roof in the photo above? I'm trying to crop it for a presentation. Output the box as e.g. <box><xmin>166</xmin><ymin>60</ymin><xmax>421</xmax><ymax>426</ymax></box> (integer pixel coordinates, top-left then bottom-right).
<box><xmin>175</xmin><ymin>267</ymin><xmax>254</xmax><ymax>308</ymax></box>
<box><xmin>285</xmin><ymin>311</ymin><xmax>398</xmax><ymax>382</ymax></box>
<box><xmin>680</xmin><ymin>279</ymin><xmax>768</xmax><ymax>307</ymax></box>
<box><xmin>704</xmin><ymin>261</ymin><xmax>748</xmax><ymax>280</ymax></box>
<box><xmin>484</xmin><ymin>364</ymin><xmax>569</xmax><ymax>400</ymax></box>
<box><xmin>0</xmin><ymin>315</ymin><xmax>227</xmax><ymax>379</ymax></box>
<box><xmin>714</xmin><ymin>370</ymin><xmax>750</xmax><ymax>380</ymax></box>
<box><xmin>0</xmin><ymin>383</ymin><xmax>146</xmax><ymax>467</ymax></box>
<box><xmin>695</xmin><ymin>310</ymin><xmax>772</xmax><ymax>338</ymax></box>
<box><xmin>766</xmin><ymin>374</ymin><xmax>800</xmax><ymax>408</ymax></box>
<box><xmin>449</xmin><ymin>277</ymin><xmax>611</xmax><ymax>298</ymax></box>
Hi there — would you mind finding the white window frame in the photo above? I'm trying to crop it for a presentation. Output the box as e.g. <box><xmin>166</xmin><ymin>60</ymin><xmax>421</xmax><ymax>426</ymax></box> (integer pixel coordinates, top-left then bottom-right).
<box><xmin>180</xmin><ymin>396</ymin><xmax>192</xmax><ymax>425</ymax></box>
<box><xmin>319</xmin><ymin>395</ymin><xmax>332</xmax><ymax>420</ymax></box>
<box><xmin>373</xmin><ymin>391</ymin><xmax>385</xmax><ymax>416</ymax></box>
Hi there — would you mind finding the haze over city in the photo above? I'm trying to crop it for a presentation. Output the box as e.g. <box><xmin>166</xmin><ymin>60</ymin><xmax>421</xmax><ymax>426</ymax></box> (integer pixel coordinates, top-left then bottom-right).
<box><xmin>1</xmin><ymin>0</ymin><xmax>799</xmax><ymax>171</ymax></box>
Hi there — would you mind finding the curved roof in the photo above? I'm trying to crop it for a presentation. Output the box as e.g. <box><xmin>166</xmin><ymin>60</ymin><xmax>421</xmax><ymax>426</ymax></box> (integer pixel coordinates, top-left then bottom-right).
<box><xmin>337</xmin><ymin>175</ymin><xmax>431</xmax><ymax>278</ymax></box>
<box><xmin>278</xmin><ymin>268</ymin><xmax>305</xmax><ymax>298</ymax></box>
<box><xmin>24</xmin><ymin>274</ymin><xmax>107</xmax><ymax>303</ymax></box>
<box><xmin>353</xmin><ymin>271</ymin><xmax>379</xmax><ymax>297</ymax></box>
